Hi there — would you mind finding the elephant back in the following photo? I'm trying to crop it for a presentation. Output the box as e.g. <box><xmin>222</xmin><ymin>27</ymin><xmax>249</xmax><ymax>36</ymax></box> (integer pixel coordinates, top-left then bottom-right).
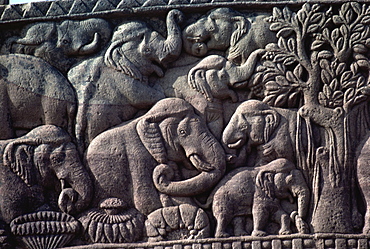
<box><xmin>0</xmin><ymin>54</ymin><xmax>76</xmax><ymax>102</ymax></box>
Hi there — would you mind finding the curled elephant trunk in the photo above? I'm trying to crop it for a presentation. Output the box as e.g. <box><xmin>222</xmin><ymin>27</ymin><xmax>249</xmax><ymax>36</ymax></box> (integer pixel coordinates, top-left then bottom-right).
<box><xmin>78</xmin><ymin>33</ymin><xmax>100</xmax><ymax>55</ymax></box>
<box><xmin>153</xmin><ymin>141</ymin><xmax>226</xmax><ymax>196</ymax></box>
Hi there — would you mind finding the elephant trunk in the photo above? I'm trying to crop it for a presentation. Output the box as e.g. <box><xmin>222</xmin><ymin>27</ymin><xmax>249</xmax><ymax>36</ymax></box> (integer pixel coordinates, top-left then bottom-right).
<box><xmin>157</xmin><ymin>9</ymin><xmax>183</xmax><ymax>65</ymax></box>
<box><xmin>153</xmin><ymin>137</ymin><xmax>226</xmax><ymax>196</ymax></box>
<box><xmin>222</xmin><ymin>115</ymin><xmax>246</xmax><ymax>149</ymax></box>
<box><xmin>78</xmin><ymin>33</ymin><xmax>100</xmax><ymax>55</ymax></box>
<box><xmin>290</xmin><ymin>170</ymin><xmax>310</xmax><ymax>218</ymax></box>
<box><xmin>295</xmin><ymin>186</ymin><xmax>310</xmax><ymax>218</ymax></box>
<box><xmin>58</xmin><ymin>155</ymin><xmax>93</xmax><ymax>214</ymax></box>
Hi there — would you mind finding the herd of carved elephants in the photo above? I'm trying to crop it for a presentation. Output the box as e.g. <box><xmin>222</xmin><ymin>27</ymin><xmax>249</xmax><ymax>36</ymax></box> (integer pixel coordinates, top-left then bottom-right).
<box><xmin>1</xmin><ymin>2</ymin><xmax>370</xmax><ymax>248</ymax></box>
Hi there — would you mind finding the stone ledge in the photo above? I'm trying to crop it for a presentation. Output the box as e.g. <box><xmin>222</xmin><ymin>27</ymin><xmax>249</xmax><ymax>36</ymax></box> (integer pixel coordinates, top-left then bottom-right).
<box><xmin>64</xmin><ymin>234</ymin><xmax>370</xmax><ymax>249</ymax></box>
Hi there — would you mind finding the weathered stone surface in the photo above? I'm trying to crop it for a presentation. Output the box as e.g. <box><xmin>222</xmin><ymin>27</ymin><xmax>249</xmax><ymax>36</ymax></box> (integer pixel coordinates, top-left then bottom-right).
<box><xmin>1</xmin><ymin>0</ymin><xmax>370</xmax><ymax>248</ymax></box>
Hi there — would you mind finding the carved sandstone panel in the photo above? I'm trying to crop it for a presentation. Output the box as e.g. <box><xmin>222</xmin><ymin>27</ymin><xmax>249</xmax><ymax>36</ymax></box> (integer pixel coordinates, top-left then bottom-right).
<box><xmin>0</xmin><ymin>1</ymin><xmax>370</xmax><ymax>248</ymax></box>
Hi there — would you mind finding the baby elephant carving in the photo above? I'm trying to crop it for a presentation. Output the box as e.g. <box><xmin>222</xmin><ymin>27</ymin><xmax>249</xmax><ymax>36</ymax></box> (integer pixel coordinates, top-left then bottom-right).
<box><xmin>202</xmin><ymin>158</ymin><xmax>310</xmax><ymax>238</ymax></box>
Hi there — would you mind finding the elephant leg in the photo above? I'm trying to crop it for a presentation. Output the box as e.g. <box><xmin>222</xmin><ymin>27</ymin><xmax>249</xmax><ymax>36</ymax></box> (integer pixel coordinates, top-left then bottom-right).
<box><xmin>251</xmin><ymin>204</ymin><xmax>268</xmax><ymax>237</ymax></box>
<box><xmin>232</xmin><ymin>216</ymin><xmax>248</xmax><ymax>236</ymax></box>
<box><xmin>271</xmin><ymin>209</ymin><xmax>291</xmax><ymax>235</ymax></box>
<box><xmin>214</xmin><ymin>212</ymin><xmax>232</xmax><ymax>238</ymax></box>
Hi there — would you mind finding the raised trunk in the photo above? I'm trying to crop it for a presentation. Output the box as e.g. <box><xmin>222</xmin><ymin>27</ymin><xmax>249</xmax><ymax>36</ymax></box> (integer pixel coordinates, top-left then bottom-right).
<box><xmin>158</xmin><ymin>9</ymin><xmax>183</xmax><ymax>65</ymax></box>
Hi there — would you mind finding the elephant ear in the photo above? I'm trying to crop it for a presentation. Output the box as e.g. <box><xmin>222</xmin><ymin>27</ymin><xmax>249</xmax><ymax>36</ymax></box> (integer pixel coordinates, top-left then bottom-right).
<box><xmin>256</xmin><ymin>171</ymin><xmax>276</xmax><ymax>199</ymax></box>
<box><xmin>104</xmin><ymin>40</ymin><xmax>142</xmax><ymax>81</ymax></box>
<box><xmin>230</xmin><ymin>16</ymin><xmax>248</xmax><ymax>47</ymax></box>
<box><xmin>263</xmin><ymin>109</ymin><xmax>280</xmax><ymax>142</ymax></box>
<box><xmin>136</xmin><ymin>98</ymin><xmax>194</xmax><ymax>164</ymax></box>
<box><xmin>4</xmin><ymin>144</ymin><xmax>36</xmax><ymax>186</ymax></box>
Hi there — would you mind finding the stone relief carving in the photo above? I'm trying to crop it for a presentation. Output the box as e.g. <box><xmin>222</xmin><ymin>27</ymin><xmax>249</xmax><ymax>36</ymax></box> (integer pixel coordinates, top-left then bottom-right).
<box><xmin>1</xmin><ymin>1</ymin><xmax>370</xmax><ymax>248</ymax></box>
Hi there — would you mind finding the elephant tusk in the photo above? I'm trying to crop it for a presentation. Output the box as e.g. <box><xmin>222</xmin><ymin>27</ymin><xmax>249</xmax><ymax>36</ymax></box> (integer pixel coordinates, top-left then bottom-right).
<box><xmin>189</xmin><ymin>154</ymin><xmax>214</xmax><ymax>172</ymax></box>
<box><xmin>227</xmin><ymin>138</ymin><xmax>244</xmax><ymax>149</ymax></box>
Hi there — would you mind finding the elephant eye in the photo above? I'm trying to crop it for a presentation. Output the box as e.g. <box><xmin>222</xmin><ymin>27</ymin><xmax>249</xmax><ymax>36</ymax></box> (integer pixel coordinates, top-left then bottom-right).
<box><xmin>62</xmin><ymin>39</ymin><xmax>69</xmax><ymax>44</ymax></box>
<box><xmin>51</xmin><ymin>154</ymin><xmax>65</xmax><ymax>164</ymax></box>
<box><xmin>179</xmin><ymin>129</ymin><xmax>187</xmax><ymax>136</ymax></box>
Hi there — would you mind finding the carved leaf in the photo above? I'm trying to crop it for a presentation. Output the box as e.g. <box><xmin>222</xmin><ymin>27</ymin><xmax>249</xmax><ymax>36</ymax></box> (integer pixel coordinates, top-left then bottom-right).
<box><xmin>336</xmin><ymin>63</ymin><xmax>346</xmax><ymax>75</ymax></box>
<box><xmin>275</xmin><ymin>93</ymin><xmax>289</xmax><ymax>107</ymax></box>
<box><xmin>330</xmin><ymin>79</ymin><xmax>340</xmax><ymax>91</ymax></box>
<box><xmin>297</xmin><ymin>9</ymin><xmax>307</xmax><ymax>23</ymax></box>
<box><xmin>341</xmin><ymin>71</ymin><xmax>352</xmax><ymax>83</ymax></box>
<box><xmin>311</xmin><ymin>40</ymin><xmax>325</xmax><ymax>50</ymax></box>
<box><xmin>344</xmin><ymin>88</ymin><xmax>355</xmax><ymax>103</ymax></box>
<box><xmin>353</xmin><ymin>44</ymin><xmax>368</xmax><ymax>53</ymax></box>
<box><xmin>287</xmin><ymin>38</ymin><xmax>296</xmax><ymax>52</ymax></box>
<box><xmin>286</xmin><ymin>71</ymin><xmax>297</xmax><ymax>82</ymax></box>
<box><xmin>270</xmin><ymin>22</ymin><xmax>288</xmax><ymax>32</ymax></box>
<box><xmin>277</xmin><ymin>28</ymin><xmax>294</xmax><ymax>38</ymax></box>
<box><xmin>344</xmin><ymin>9</ymin><xmax>354</xmax><ymax>23</ymax></box>
<box><xmin>278</xmin><ymin>37</ymin><xmax>288</xmax><ymax>50</ymax></box>
<box><xmin>283</xmin><ymin>7</ymin><xmax>292</xmax><ymax>21</ymax></box>
<box><xmin>310</xmin><ymin>13</ymin><xmax>324</xmax><ymax>23</ymax></box>
<box><xmin>357</xmin><ymin>76</ymin><xmax>366</xmax><ymax>88</ymax></box>
<box><xmin>273</xmin><ymin>7</ymin><xmax>283</xmax><ymax>19</ymax></box>
<box><xmin>318</xmin><ymin>50</ymin><xmax>333</xmax><ymax>59</ymax></box>
<box><xmin>361</xmin><ymin>15</ymin><xmax>370</xmax><ymax>24</ymax></box>
<box><xmin>351</xmin><ymin>2</ymin><xmax>362</xmax><ymax>15</ymax></box>
<box><xmin>283</xmin><ymin>57</ymin><xmax>296</xmax><ymax>66</ymax></box>
<box><xmin>332</xmin><ymin>28</ymin><xmax>340</xmax><ymax>41</ymax></box>
<box><xmin>307</xmin><ymin>24</ymin><xmax>320</xmax><ymax>33</ymax></box>
<box><xmin>353</xmin><ymin>24</ymin><xmax>365</xmax><ymax>33</ymax></box>
<box><xmin>293</xmin><ymin>64</ymin><xmax>304</xmax><ymax>79</ymax></box>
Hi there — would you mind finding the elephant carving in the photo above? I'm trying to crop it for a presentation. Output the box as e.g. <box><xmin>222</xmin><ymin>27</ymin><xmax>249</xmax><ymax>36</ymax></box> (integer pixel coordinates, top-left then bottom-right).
<box><xmin>0</xmin><ymin>125</ymin><xmax>93</xmax><ymax>224</ymax></box>
<box><xmin>3</xmin><ymin>18</ymin><xmax>112</xmax><ymax>73</ymax></box>
<box><xmin>183</xmin><ymin>8</ymin><xmax>276</xmax><ymax>64</ymax></box>
<box><xmin>202</xmin><ymin>158</ymin><xmax>309</xmax><ymax>237</ymax></box>
<box><xmin>0</xmin><ymin>54</ymin><xmax>76</xmax><ymax>140</ymax></box>
<box><xmin>68</xmin><ymin>10</ymin><xmax>184</xmax><ymax>150</ymax></box>
<box><xmin>85</xmin><ymin>98</ymin><xmax>226</xmax><ymax>216</ymax></box>
<box><xmin>222</xmin><ymin>100</ymin><xmax>298</xmax><ymax>168</ymax></box>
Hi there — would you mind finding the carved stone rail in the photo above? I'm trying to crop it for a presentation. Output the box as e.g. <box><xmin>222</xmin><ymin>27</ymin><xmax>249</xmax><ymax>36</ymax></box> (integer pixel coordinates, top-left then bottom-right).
<box><xmin>64</xmin><ymin>234</ymin><xmax>370</xmax><ymax>249</ymax></box>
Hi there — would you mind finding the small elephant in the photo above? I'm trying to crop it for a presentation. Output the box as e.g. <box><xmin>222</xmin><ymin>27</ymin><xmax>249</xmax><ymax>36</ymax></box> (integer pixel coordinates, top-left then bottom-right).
<box><xmin>4</xmin><ymin>18</ymin><xmax>112</xmax><ymax>73</ymax></box>
<box><xmin>205</xmin><ymin>158</ymin><xmax>310</xmax><ymax>237</ymax></box>
<box><xmin>183</xmin><ymin>8</ymin><xmax>276</xmax><ymax>64</ymax></box>
<box><xmin>0</xmin><ymin>125</ymin><xmax>93</xmax><ymax>223</ymax></box>
<box><xmin>222</xmin><ymin>99</ymin><xmax>298</xmax><ymax>168</ymax></box>
<box><xmin>0</xmin><ymin>54</ymin><xmax>76</xmax><ymax>139</ymax></box>
<box><xmin>68</xmin><ymin>10</ymin><xmax>184</xmax><ymax>150</ymax></box>
<box><xmin>86</xmin><ymin>98</ymin><xmax>226</xmax><ymax>216</ymax></box>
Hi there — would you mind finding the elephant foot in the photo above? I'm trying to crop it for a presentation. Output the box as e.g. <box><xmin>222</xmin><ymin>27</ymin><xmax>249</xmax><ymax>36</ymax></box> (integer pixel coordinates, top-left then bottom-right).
<box><xmin>251</xmin><ymin>230</ymin><xmax>268</xmax><ymax>237</ymax></box>
<box><xmin>215</xmin><ymin>231</ymin><xmax>230</xmax><ymax>238</ymax></box>
<box><xmin>279</xmin><ymin>229</ymin><xmax>291</xmax><ymax>235</ymax></box>
<box><xmin>234</xmin><ymin>229</ymin><xmax>248</xmax><ymax>236</ymax></box>
<box><xmin>148</xmin><ymin>235</ymin><xmax>164</xmax><ymax>242</ymax></box>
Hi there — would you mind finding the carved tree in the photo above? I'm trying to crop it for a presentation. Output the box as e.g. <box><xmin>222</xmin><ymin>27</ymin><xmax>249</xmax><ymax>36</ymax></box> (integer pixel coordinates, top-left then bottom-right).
<box><xmin>249</xmin><ymin>2</ymin><xmax>370</xmax><ymax>233</ymax></box>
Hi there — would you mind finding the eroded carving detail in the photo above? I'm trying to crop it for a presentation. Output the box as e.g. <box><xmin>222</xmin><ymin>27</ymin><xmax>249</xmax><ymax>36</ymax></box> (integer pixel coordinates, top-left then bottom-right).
<box><xmin>1</xmin><ymin>1</ymin><xmax>370</xmax><ymax>248</ymax></box>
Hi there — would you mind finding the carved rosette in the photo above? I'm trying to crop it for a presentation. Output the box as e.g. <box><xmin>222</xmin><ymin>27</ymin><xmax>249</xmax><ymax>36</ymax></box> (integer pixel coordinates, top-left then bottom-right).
<box><xmin>145</xmin><ymin>204</ymin><xmax>211</xmax><ymax>242</ymax></box>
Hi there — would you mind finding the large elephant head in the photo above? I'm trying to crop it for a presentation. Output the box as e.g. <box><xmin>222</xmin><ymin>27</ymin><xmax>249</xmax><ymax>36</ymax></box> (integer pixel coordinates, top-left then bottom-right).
<box><xmin>183</xmin><ymin>8</ymin><xmax>248</xmax><ymax>57</ymax></box>
<box><xmin>104</xmin><ymin>9</ymin><xmax>183</xmax><ymax>81</ymax></box>
<box><xmin>136</xmin><ymin>98</ymin><xmax>226</xmax><ymax>197</ymax></box>
<box><xmin>56</xmin><ymin>18</ymin><xmax>112</xmax><ymax>56</ymax></box>
<box><xmin>222</xmin><ymin>100</ymin><xmax>280</xmax><ymax>149</ymax></box>
<box><xmin>3</xmin><ymin>125</ymin><xmax>92</xmax><ymax>218</ymax></box>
